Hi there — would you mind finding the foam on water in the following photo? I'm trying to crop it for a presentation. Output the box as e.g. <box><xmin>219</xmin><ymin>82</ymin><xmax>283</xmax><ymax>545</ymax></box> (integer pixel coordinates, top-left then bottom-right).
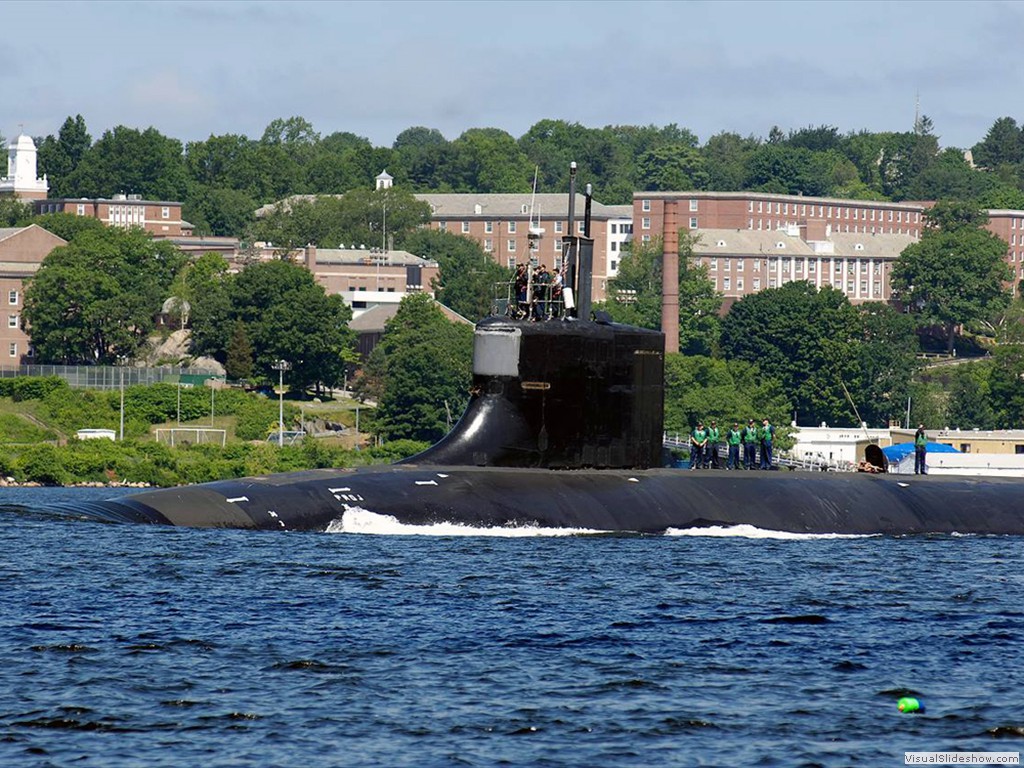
<box><xmin>666</xmin><ymin>524</ymin><xmax>877</xmax><ymax>540</ymax></box>
<box><xmin>325</xmin><ymin>505</ymin><xmax>610</xmax><ymax>537</ymax></box>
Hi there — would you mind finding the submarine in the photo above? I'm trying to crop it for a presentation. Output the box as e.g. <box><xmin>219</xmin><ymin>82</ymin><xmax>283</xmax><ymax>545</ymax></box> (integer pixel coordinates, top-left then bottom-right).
<box><xmin>50</xmin><ymin>167</ymin><xmax>1024</xmax><ymax>536</ymax></box>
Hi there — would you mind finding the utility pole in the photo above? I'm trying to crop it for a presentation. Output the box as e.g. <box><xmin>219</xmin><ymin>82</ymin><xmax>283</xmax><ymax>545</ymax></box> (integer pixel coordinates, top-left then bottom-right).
<box><xmin>271</xmin><ymin>360</ymin><xmax>291</xmax><ymax>446</ymax></box>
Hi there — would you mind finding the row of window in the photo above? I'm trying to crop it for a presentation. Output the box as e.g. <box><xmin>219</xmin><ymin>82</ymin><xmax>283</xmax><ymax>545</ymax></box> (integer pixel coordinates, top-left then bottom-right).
<box><xmin>450</xmin><ymin>220</ymin><xmax>592</xmax><ymax>235</ymax></box>
<box><xmin>746</xmin><ymin>200</ymin><xmax>921</xmax><ymax>223</ymax></box>
<box><xmin>713</xmin><ymin>276</ymin><xmax>886</xmax><ymax>295</ymax></box>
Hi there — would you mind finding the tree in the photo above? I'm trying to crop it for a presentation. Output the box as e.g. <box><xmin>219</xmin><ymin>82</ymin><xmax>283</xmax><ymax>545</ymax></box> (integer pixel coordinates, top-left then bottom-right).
<box><xmin>62</xmin><ymin>125</ymin><xmax>190</xmax><ymax>201</ymax></box>
<box><xmin>703</xmin><ymin>132</ymin><xmax>759</xmax><ymax>191</ymax></box>
<box><xmin>192</xmin><ymin>260</ymin><xmax>356</xmax><ymax>394</ymax></box>
<box><xmin>23</xmin><ymin>227</ymin><xmax>186</xmax><ymax>363</ymax></box>
<box><xmin>445</xmin><ymin>128</ymin><xmax>533</xmax><ymax>193</ymax></box>
<box><xmin>892</xmin><ymin>201</ymin><xmax>1012</xmax><ymax>353</ymax></box>
<box><xmin>637</xmin><ymin>144</ymin><xmax>709</xmax><ymax>191</ymax></box>
<box><xmin>854</xmin><ymin>303</ymin><xmax>920</xmax><ymax>426</ymax></box>
<box><xmin>225</xmin><ymin>321</ymin><xmax>254</xmax><ymax>381</ymax></box>
<box><xmin>23</xmin><ymin>212</ymin><xmax>105</xmax><ymax>242</ymax></box>
<box><xmin>972</xmin><ymin>117</ymin><xmax>1024</xmax><ymax>169</ymax></box>
<box><xmin>720</xmin><ymin>282</ymin><xmax>863</xmax><ymax>426</ymax></box>
<box><xmin>596</xmin><ymin>235</ymin><xmax>721</xmax><ymax>355</ymax></box>
<box><xmin>988</xmin><ymin>345</ymin><xmax>1024</xmax><ymax>426</ymax></box>
<box><xmin>398</xmin><ymin>229</ymin><xmax>509</xmax><ymax>322</ymax></box>
<box><xmin>946</xmin><ymin>363</ymin><xmax>996</xmax><ymax>430</ymax></box>
<box><xmin>36</xmin><ymin>115</ymin><xmax>91</xmax><ymax>198</ymax></box>
<box><xmin>663</xmin><ymin>354</ymin><xmax>791</xmax><ymax>437</ymax></box>
<box><xmin>372</xmin><ymin>293</ymin><xmax>473</xmax><ymax>443</ymax></box>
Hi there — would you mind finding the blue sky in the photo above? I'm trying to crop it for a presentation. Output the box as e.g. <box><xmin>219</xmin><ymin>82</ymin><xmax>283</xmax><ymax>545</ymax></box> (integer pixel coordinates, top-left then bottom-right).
<box><xmin>4</xmin><ymin>0</ymin><xmax>1019</xmax><ymax>149</ymax></box>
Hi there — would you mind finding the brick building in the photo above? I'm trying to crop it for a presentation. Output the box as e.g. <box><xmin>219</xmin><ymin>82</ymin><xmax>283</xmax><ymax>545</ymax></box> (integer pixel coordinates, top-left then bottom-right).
<box><xmin>0</xmin><ymin>225</ymin><xmax>67</xmax><ymax>363</ymax></box>
<box><xmin>34</xmin><ymin>194</ymin><xmax>187</xmax><ymax>236</ymax></box>
<box><xmin>419</xmin><ymin>193</ymin><xmax>632</xmax><ymax>301</ymax></box>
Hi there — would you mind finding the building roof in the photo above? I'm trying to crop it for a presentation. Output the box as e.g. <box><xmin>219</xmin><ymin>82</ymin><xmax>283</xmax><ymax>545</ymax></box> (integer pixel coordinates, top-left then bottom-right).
<box><xmin>255</xmin><ymin>193</ymin><xmax>632</xmax><ymax>220</ymax></box>
<box><xmin>42</xmin><ymin>196</ymin><xmax>182</xmax><ymax>206</ymax></box>
<box><xmin>0</xmin><ymin>223</ymin><xmax>67</xmax><ymax>245</ymax></box>
<box><xmin>348</xmin><ymin>300</ymin><xmax>471</xmax><ymax>332</ymax></box>
<box><xmin>635</xmin><ymin>190</ymin><xmax>927</xmax><ymax>211</ymax></box>
<box><xmin>417</xmin><ymin>193</ymin><xmax>630</xmax><ymax>219</ymax></box>
<box><xmin>314</xmin><ymin>248</ymin><xmax>437</xmax><ymax>267</ymax></box>
<box><xmin>691</xmin><ymin>228</ymin><xmax>917</xmax><ymax>259</ymax></box>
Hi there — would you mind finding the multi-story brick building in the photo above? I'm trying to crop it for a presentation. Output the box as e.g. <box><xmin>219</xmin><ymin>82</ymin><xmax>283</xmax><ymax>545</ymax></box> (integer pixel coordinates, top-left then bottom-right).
<box><xmin>419</xmin><ymin>193</ymin><xmax>632</xmax><ymax>301</ymax></box>
<box><xmin>0</xmin><ymin>225</ymin><xmax>67</xmax><ymax>363</ymax></box>
<box><xmin>630</xmin><ymin>191</ymin><xmax>1024</xmax><ymax>305</ymax></box>
<box><xmin>34</xmin><ymin>194</ymin><xmax>187</xmax><ymax>237</ymax></box>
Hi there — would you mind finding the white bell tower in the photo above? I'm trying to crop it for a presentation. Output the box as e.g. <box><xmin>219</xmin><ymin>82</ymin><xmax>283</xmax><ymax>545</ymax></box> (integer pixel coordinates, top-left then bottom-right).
<box><xmin>0</xmin><ymin>133</ymin><xmax>49</xmax><ymax>200</ymax></box>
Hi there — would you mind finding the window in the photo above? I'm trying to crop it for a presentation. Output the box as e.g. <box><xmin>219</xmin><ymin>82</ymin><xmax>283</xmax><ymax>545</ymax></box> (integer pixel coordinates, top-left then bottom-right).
<box><xmin>641</xmin><ymin>199</ymin><xmax>651</xmax><ymax>212</ymax></box>
<box><xmin>77</xmin><ymin>204</ymin><xmax>85</xmax><ymax>216</ymax></box>
<box><xmin>610</xmin><ymin>260</ymin><xmax>618</xmax><ymax>272</ymax></box>
<box><xmin>484</xmin><ymin>221</ymin><xmax>493</xmax><ymax>233</ymax></box>
<box><xmin>578</xmin><ymin>221</ymin><xmax>585</xmax><ymax>234</ymax></box>
<box><xmin>888</xmin><ymin>210</ymin><xmax>894</xmax><ymax>221</ymax></box>
<box><xmin>710</xmin><ymin>257</ymin><xmax>718</xmax><ymax>270</ymax></box>
<box><xmin>769</xmin><ymin>278</ymin><xmax>777</xmax><ymax>288</ymax></box>
<box><xmin>507</xmin><ymin>239</ymin><xmax>516</xmax><ymax>252</ymax></box>
<box><xmin>1016</xmin><ymin>445</ymin><xmax>1024</xmax><ymax>455</ymax></box>
<box><xmin>748</xmin><ymin>201</ymin><xmax>754</xmax><ymax>213</ymax></box>
<box><xmin>508</xmin><ymin>221</ymin><xmax>517</xmax><ymax>234</ymax></box>
<box><xmin>736</xmin><ymin>278</ymin><xmax>744</xmax><ymax>290</ymax></box>
<box><xmin>753</xmin><ymin>261</ymin><xmax>761</xmax><ymax>273</ymax></box>
<box><xmin>642</xmin><ymin>235</ymin><xmax>651</xmax><ymax>242</ymax></box>
<box><xmin>553</xmin><ymin>241</ymin><xmax>560</xmax><ymax>251</ymax></box>
<box><xmin>507</xmin><ymin>257</ymin><xmax>516</xmax><ymax>269</ymax></box>
<box><xmin>758</xmin><ymin>201</ymin><xmax>763</xmax><ymax>213</ymax></box>
<box><xmin>8</xmin><ymin>342</ymin><xmax>16</xmax><ymax>357</ymax></box>
<box><xmin>8</xmin><ymin>290</ymin><xmax>17</xmax><ymax>305</ymax></box>
<box><xmin>736</xmin><ymin>260</ymin><xmax>744</xmax><ymax>272</ymax></box>
<box><xmin>724</xmin><ymin>258</ymin><xmax>730</xmax><ymax>271</ymax></box>
<box><xmin>775</xmin><ymin>203</ymin><xmax>781</xmax><ymax>214</ymax></box>
<box><xmin>484</xmin><ymin>239</ymin><xmax>493</xmax><ymax>252</ymax></box>
<box><xmin>689</xmin><ymin>199</ymin><xmax>698</xmax><ymax>212</ymax></box>
<box><xmin>641</xmin><ymin>217</ymin><xmax>651</xmax><ymax>230</ymax></box>
<box><xmin>690</xmin><ymin>217</ymin><xmax>698</xmax><ymax>229</ymax></box>
<box><xmin>161</xmin><ymin>206</ymin><xmax>170</xmax><ymax>219</ymax></box>
<box><xmin>753</xmin><ymin>278</ymin><xmax>761</xmax><ymax>290</ymax></box>
<box><xmin>611</xmin><ymin>242</ymin><xmax>617</xmax><ymax>252</ymax></box>
<box><xmin>723</xmin><ymin>277</ymin><xmax>731</xmax><ymax>291</ymax></box>
<box><xmin>808</xmin><ymin>260</ymin><xmax>816</xmax><ymax>273</ymax></box>
<box><xmin>554</xmin><ymin>221</ymin><xmax>563</xmax><ymax>234</ymax></box>
<box><xmin>611</xmin><ymin>224</ymin><xmax>617</xmax><ymax>234</ymax></box>
<box><xmin>7</xmin><ymin>314</ymin><xmax>17</xmax><ymax>328</ymax></box>
<box><xmin>438</xmin><ymin>221</ymin><xmax>447</xmax><ymax>232</ymax></box>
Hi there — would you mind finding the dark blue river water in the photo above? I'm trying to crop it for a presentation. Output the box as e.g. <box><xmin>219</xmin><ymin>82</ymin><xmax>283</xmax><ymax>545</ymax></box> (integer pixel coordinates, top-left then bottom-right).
<box><xmin>2</xmin><ymin>487</ymin><xmax>1023</xmax><ymax>767</ymax></box>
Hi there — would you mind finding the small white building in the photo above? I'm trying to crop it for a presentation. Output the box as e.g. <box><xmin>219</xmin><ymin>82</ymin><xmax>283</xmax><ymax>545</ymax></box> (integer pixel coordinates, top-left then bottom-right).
<box><xmin>0</xmin><ymin>134</ymin><xmax>48</xmax><ymax>200</ymax></box>
<box><xmin>789</xmin><ymin>424</ymin><xmax>893</xmax><ymax>469</ymax></box>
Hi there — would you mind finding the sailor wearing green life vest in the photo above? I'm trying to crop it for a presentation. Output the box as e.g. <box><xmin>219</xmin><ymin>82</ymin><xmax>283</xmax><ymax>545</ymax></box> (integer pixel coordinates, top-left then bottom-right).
<box><xmin>759</xmin><ymin>417</ymin><xmax>775</xmax><ymax>470</ymax></box>
<box><xmin>689</xmin><ymin>421</ymin><xmax>708</xmax><ymax>470</ymax></box>
<box><xmin>706</xmin><ymin>420</ymin><xmax>721</xmax><ymax>469</ymax></box>
<box><xmin>914</xmin><ymin>423</ymin><xmax>927</xmax><ymax>475</ymax></box>
<box><xmin>726</xmin><ymin>422</ymin><xmax>742</xmax><ymax>470</ymax></box>
<box><xmin>742</xmin><ymin>419</ymin><xmax>759</xmax><ymax>470</ymax></box>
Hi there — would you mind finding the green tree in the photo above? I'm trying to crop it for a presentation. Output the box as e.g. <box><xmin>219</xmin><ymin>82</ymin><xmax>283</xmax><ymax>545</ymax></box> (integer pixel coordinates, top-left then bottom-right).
<box><xmin>596</xmin><ymin>235</ymin><xmax>721</xmax><ymax>355</ymax></box>
<box><xmin>225</xmin><ymin>320</ymin><xmax>254</xmax><ymax>381</ymax></box>
<box><xmin>372</xmin><ymin>293</ymin><xmax>473</xmax><ymax>443</ymax></box>
<box><xmin>36</xmin><ymin>115</ymin><xmax>92</xmax><ymax>198</ymax></box>
<box><xmin>855</xmin><ymin>303</ymin><xmax>920</xmax><ymax>426</ymax></box>
<box><xmin>988</xmin><ymin>345</ymin><xmax>1024</xmax><ymax>427</ymax></box>
<box><xmin>398</xmin><ymin>229</ymin><xmax>509</xmax><ymax>321</ymax></box>
<box><xmin>946</xmin><ymin>363</ymin><xmax>996</xmax><ymax>429</ymax></box>
<box><xmin>971</xmin><ymin>117</ymin><xmax>1024</xmax><ymax>169</ymax></box>
<box><xmin>0</xmin><ymin>198</ymin><xmax>32</xmax><ymax>226</ymax></box>
<box><xmin>703</xmin><ymin>132</ymin><xmax>760</xmax><ymax>191</ymax></box>
<box><xmin>637</xmin><ymin>144</ymin><xmax>709</xmax><ymax>191</ymax></box>
<box><xmin>63</xmin><ymin>125</ymin><xmax>190</xmax><ymax>200</ymax></box>
<box><xmin>663</xmin><ymin>354</ymin><xmax>791</xmax><ymax>437</ymax></box>
<box><xmin>892</xmin><ymin>201</ymin><xmax>1012</xmax><ymax>354</ymax></box>
<box><xmin>720</xmin><ymin>282</ymin><xmax>862</xmax><ymax>425</ymax></box>
<box><xmin>23</xmin><ymin>227</ymin><xmax>186</xmax><ymax>363</ymax></box>
<box><xmin>445</xmin><ymin>128</ymin><xmax>533</xmax><ymax>192</ymax></box>
<box><xmin>26</xmin><ymin>212</ymin><xmax>106</xmax><ymax>242</ymax></box>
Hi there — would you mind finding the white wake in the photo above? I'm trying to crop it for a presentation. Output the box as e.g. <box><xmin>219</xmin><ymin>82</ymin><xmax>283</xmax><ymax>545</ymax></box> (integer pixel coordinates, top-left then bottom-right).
<box><xmin>325</xmin><ymin>506</ymin><xmax>609</xmax><ymax>537</ymax></box>
<box><xmin>666</xmin><ymin>524</ymin><xmax>877</xmax><ymax>540</ymax></box>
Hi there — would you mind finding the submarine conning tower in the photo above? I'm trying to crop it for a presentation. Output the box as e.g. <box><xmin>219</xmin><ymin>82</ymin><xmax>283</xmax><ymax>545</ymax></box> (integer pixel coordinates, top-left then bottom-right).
<box><xmin>405</xmin><ymin>316</ymin><xmax>665</xmax><ymax>469</ymax></box>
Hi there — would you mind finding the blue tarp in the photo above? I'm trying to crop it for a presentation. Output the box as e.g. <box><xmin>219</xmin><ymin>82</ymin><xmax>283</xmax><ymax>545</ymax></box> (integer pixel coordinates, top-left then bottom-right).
<box><xmin>882</xmin><ymin>442</ymin><xmax>960</xmax><ymax>462</ymax></box>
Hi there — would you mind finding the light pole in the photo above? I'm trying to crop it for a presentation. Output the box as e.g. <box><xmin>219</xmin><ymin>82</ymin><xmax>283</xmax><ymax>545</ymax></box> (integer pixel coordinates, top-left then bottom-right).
<box><xmin>117</xmin><ymin>356</ymin><xmax>127</xmax><ymax>441</ymax></box>
<box><xmin>271</xmin><ymin>360</ymin><xmax>291</xmax><ymax>446</ymax></box>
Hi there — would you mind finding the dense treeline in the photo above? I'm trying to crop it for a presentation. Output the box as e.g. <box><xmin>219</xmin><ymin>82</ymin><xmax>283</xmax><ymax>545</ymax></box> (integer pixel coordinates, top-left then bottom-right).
<box><xmin>26</xmin><ymin>114</ymin><xmax>1024</xmax><ymax>240</ymax></box>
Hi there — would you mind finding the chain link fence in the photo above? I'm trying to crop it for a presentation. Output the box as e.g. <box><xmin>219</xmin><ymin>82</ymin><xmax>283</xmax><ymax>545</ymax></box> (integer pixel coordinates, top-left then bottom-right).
<box><xmin>0</xmin><ymin>365</ymin><xmax>220</xmax><ymax>391</ymax></box>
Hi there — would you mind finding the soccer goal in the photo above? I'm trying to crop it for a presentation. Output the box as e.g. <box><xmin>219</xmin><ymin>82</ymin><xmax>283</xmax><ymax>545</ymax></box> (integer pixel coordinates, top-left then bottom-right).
<box><xmin>154</xmin><ymin>428</ymin><xmax>227</xmax><ymax>447</ymax></box>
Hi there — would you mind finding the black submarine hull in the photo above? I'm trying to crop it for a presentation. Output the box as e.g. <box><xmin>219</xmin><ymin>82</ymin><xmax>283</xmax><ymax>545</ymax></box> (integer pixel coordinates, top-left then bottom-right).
<box><xmin>57</xmin><ymin>465</ymin><xmax>1024</xmax><ymax>535</ymax></box>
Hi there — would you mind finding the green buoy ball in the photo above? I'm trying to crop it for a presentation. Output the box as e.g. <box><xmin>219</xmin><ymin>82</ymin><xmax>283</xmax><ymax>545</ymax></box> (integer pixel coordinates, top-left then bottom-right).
<box><xmin>897</xmin><ymin>697</ymin><xmax>925</xmax><ymax>713</ymax></box>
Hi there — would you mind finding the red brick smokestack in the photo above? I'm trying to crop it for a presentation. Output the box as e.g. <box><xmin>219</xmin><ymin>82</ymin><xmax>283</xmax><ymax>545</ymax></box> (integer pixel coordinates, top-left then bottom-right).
<box><xmin>662</xmin><ymin>201</ymin><xmax>679</xmax><ymax>354</ymax></box>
